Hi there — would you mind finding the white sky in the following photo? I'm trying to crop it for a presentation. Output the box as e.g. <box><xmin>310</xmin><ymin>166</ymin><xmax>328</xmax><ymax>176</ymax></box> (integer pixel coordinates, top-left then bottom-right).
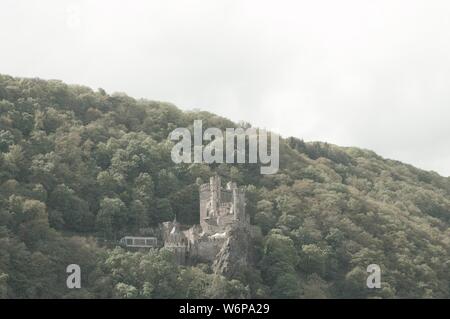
<box><xmin>1</xmin><ymin>0</ymin><xmax>450</xmax><ymax>176</ymax></box>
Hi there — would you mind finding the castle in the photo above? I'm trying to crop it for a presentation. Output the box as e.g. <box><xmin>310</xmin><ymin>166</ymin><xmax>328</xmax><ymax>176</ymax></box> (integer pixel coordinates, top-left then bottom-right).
<box><xmin>160</xmin><ymin>176</ymin><xmax>250</xmax><ymax>265</ymax></box>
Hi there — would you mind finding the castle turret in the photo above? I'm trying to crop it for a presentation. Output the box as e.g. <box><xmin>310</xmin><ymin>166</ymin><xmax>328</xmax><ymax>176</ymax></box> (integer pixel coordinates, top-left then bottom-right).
<box><xmin>210</xmin><ymin>176</ymin><xmax>221</xmax><ymax>217</ymax></box>
<box><xmin>232</xmin><ymin>187</ymin><xmax>246</xmax><ymax>222</ymax></box>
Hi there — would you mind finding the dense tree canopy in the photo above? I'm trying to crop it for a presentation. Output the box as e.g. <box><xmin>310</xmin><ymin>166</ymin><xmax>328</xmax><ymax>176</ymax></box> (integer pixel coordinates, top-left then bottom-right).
<box><xmin>0</xmin><ymin>74</ymin><xmax>449</xmax><ymax>298</ymax></box>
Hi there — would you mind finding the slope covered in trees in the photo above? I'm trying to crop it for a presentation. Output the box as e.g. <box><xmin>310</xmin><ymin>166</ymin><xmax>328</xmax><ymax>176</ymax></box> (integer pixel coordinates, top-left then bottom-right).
<box><xmin>0</xmin><ymin>74</ymin><xmax>449</xmax><ymax>298</ymax></box>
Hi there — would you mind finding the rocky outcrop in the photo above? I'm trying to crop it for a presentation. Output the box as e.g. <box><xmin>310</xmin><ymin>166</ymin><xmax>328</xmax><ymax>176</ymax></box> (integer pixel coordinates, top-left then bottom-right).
<box><xmin>212</xmin><ymin>224</ymin><xmax>252</xmax><ymax>278</ymax></box>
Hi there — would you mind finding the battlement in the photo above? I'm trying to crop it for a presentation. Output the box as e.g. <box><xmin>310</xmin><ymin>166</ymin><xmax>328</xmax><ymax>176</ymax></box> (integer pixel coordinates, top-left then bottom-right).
<box><xmin>199</xmin><ymin>176</ymin><xmax>246</xmax><ymax>233</ymax></box>
<box><xmin>199</xmin><ymin>183</ymin><xmax>210</xmax><ymax>192</ymax></box>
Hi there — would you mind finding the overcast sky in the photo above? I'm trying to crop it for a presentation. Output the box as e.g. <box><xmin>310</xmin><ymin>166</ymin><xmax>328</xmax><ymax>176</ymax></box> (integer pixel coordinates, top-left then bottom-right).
<box><xmin>1</xmin><ymin>0</ymin><xmax>450</xmax><ymax>175</ymax></box>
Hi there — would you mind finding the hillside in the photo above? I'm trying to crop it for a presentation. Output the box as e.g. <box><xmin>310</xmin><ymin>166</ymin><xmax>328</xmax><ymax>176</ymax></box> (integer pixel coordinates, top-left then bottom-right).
<box><xmin>0</xmin><ymin>74</ymin><xmax>449</xmax><ymax>298</ymax></box>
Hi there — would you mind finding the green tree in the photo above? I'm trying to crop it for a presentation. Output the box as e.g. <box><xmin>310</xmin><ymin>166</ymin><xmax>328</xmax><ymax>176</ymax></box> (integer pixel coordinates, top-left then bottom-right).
<box><xmin>96</xmin><ymin>197</ymin><xmax>127</xmax><ymax>239</ymax></box>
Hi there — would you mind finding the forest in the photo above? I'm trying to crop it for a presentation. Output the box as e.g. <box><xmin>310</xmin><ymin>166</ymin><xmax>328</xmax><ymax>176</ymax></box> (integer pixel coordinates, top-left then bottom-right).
<box><xmin>0</xmin><ymin>74</ymin><xmax>449</xmax><ymax>298</ymax></box>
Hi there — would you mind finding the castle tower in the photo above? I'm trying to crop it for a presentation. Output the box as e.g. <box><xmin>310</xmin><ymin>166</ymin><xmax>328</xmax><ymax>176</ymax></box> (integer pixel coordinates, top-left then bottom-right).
<box><xmin>232</xmin><ymin>187</ymin><xmax>246</xmax><ymax>222</ymax></box>
<box><xmin>200</xmin><ymin>176</ymin><xmax>221</xmax><ymax>230</ymax></box>
<box><xmin>199</xmin><ymin>175</ymin><xmax>247</xmax><ymax>233</ymax></box>
<box><xmin>209</xmin><ymin>175</ymin><xmax>221</xmax><ymax>217</ymax></box>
